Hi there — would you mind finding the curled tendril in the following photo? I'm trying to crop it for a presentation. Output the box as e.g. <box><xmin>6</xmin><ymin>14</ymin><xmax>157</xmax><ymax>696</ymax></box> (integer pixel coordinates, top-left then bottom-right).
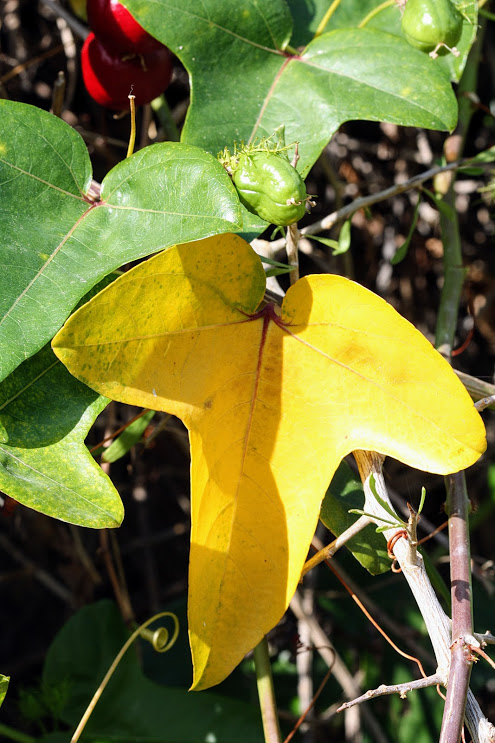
<box><xmin>71</xmin><ymin>611</ymin><xmax>179</xmax><ymax>743</ymax></box>
<box><xmin>139</xmin><ymin>613</ymin><xmax>179</xmax><ymax>653</ymax></box>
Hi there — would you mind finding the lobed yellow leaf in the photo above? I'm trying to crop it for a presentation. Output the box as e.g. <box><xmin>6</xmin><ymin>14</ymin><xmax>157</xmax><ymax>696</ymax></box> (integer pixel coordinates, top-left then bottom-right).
<box><xmin>52</xmin><ymin>233</ymin><xmax>486</xmax><ymax>690</ymax></box>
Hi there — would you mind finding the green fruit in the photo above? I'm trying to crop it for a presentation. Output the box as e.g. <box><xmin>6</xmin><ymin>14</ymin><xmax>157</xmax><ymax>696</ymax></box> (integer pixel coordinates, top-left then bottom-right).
<box><xmin>232</xmin><ymin>151</ymin><xmax>308</xmax><ymax>226</ymax></box>
<box><xmin>401</xmin><ymin>0</ymin><xmax>463</xmax><ymax>55</ymax></box>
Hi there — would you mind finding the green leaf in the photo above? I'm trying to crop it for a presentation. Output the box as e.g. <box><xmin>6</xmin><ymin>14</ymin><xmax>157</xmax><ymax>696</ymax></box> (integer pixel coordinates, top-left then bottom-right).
<box><xmin>368</xmin><ymin>473</ymin><xmax>405</xmax><ymax>523</ymax></box>
<box><xmin>259</xmin><ymin>253</ymin><xmax>294</xmax><ymax>275</ymax></box>
<box><xmin>0</xmin><ymin>675</ymin><xmax>9</xmax><ymax>708</ymax></box>
<box><xmin>0</xmin><ymin>345</ymin><xmax>121</xmax><ymax>527</ymax></box>
<box><xmin>0</xmin><ymin>100</ymin><xmax>242</xmax><ymax>382</ymax></box>
<box><xmin>439</xmin><ymin>0</ymin><xmax>478</xmax><ymax>83</ymax></box>
<box><xmin>335</xmin><ymin>219</ymin><xmax>352</xmax><ymax>255</ymax></box>
<box><xmin>43</xmin><ymin>600</ymin><xmax>264</xmax><ymax>743</ymax></box>
<box><xmin>320</xmin><ymin>460</ymin><xmax>391</xmax><ymax>575</ymax></box>
<box><xmin>308</xmin><ymin>224</ymin><xmax>351</xmax><ymax>256</ymax></box>
<box><xmin>465</xmin><ymin>144</ymin><xmax>495</xmax><ymax>165</ymax></box>
<box><xmin>457</xmin><ymin>166</ymin><xmax>485</xmax><ymax>175</ymax></box>
<box><xmin>124</xmin><ymin>1</ymin><xmax>458</xmax><ymax>172</ymax></box>
<box><xmin>259</xmin><ymin>255</ymin><xmax>292</xmax><ymax>270</ymax></box>
<box><xmin>309</xmin><ymin>235</ymin><xmax>340</xmax><ymax>251</ymax></box>
<box><xmin>101</xmin><ymin>410</ymin><xmax>155</xmax><ymax>463</ymax></box>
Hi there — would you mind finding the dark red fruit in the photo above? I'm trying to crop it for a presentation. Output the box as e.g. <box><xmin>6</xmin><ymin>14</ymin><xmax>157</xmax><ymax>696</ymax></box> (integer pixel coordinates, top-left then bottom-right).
<box><xmin>81</xmin><ymin>32</ymin><xmax>173</xmax><ymax>110</ymax></box>
<box><xmin>87</xmin><ymin>0</ymin><xmax>162</xmax><ymax>54</ymax></box>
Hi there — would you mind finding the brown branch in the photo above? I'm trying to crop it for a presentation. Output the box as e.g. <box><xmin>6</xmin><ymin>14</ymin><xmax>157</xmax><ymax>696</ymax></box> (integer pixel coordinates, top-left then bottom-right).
<box><xmin>352</xmin><ymin>450</ymin><xmax>495</xmax><ymax>743</ymax></box>
<box><xmin>474</xmin><ymin>632</ymin><xmax>495</xmax><ymax>646</ymax></box>
<box><xmin>39</xmin><ymin>0</ymin><xmax>89</xmax><ymax>40</ymax></box>
<box><xmin>439</xmin><ymin>472</ymin><xmax>475</xmax><ymax>743</ymax></box>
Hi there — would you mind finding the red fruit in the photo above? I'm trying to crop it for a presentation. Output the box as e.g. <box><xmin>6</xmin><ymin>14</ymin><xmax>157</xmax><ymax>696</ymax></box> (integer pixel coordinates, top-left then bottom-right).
<box><xmin>81</xmin><ymin>32</ymin><xmax>173</xmax><ymax>110</ymax></box>
<box><xmin>87</xmin><ymin>0</ymin><xmax>162</xmax><ymax>54</ymax></box>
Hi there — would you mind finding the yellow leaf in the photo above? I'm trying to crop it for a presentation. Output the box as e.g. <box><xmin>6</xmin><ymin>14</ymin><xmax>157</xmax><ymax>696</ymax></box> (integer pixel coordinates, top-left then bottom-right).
<box><xmin>52</xmin><ymin>233</ymin><xmax>486</xmax><ymax>690</ymax></box>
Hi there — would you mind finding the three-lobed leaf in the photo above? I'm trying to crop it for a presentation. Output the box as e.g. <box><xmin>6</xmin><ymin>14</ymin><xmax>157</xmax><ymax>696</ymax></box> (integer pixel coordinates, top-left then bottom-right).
<box><xmin>124</xmin><ymin>0</ymin><xmax>458</xmax><ymax>176</ymax></box>
<box><xmin>0</xmin><ymin>100</ymin><xmax>242</xmax><ymax>382</ymax></box>
<box><xmin>52</xmin><ymin>233</ymin><xmax>485</xmax><ymax>689</ymax></box>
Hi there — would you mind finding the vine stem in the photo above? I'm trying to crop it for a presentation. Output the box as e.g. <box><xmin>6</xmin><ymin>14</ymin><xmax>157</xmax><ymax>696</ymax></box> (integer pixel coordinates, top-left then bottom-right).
<box><xmin>352</xmin><ymin>450</ymin><xmax>495</xmax><ymax>743</ymax></box>
<box><xmin>253</xmin><ymin>637</ymin><xmax>283</xmax><ymax>743</ymax></box>
<box><xmin>286</xmin><ymin>223</ymin><xmax>300</xmax><ymax>284</ymax></box>
<box><xmin>434</xmin><ymin>20</ymin><xmax>486</xmax><ymax>743</ymax></box>
<box><xmin>314</xmin><ymin>0</ymin><xmax>343</xmax><ymax>37</ymax></box>
<box><xmin>358</xmin><ymin>0</ymin><xmax>396</xmax><ymax>28</ymax></box>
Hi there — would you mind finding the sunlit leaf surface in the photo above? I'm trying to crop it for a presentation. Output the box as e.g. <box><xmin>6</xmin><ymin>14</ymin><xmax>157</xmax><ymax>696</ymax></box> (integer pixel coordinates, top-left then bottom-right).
<box><xmin>53</xmin><ymin>234</ymin><xmax>486</xmax><ymax>689</ymax></box>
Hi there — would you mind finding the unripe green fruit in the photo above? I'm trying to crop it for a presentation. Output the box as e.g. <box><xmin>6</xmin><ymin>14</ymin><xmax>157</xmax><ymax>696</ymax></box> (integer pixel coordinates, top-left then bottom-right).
<box><xmin>232</xmin><ymin>151</ymin><xmax>308</xmax><ymax>226</ymax></box>
<box><xmin>401</xmin><ymin>0</ymin><xmax>463</xmax><ymax>55</ymax></box>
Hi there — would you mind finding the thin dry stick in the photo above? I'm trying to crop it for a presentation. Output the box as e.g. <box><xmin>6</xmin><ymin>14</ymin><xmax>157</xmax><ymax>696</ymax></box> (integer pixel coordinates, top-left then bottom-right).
<box><xmin>261</xmin><ymin>158</ymin><xmax>484</xmax><ymax>254</ymax></box>
<box><xmin>89</xmin><ymin>409</ymin><xmax>151</xmax><ymax>452</ymax></box>
<box><xmin>284</xmin><ymin>668</ymin><xmax>332</xmax><ymax>743</ymax></box>
<box><xmin>475</xmin><ymin>394</ymin><xmax>495</xmax><ymax>412</ymax></box>
<box><xmin>301</xmin><ymin>514</ymin><xmax>371</xmax><ymax>578</ymax></box>
<box><xmin>50</xmin><ymin>70</ymin><xmax>66</xmax><ymax>117</ymax></box>
<box><xmin>338</xmin><ymin>673</ymin><xmax>444</xmax><ymax>711</ymax></box>
<box><xmin>290</xmin><ymin>592</ymin><xmax>390</xmax><ymax>743</ymax></box>
<box><xmin>437</xmin><ymin>25</ymin><xmax>487</xmax><ymax>738</ymax></box>
<box><xmin>0</xmin><ymin>43</ymin><xmax>64</xmax><ymax>84</ymax></box>
<box><xmin>475</xmin><ymin>632</ymin><xmax>495</xmax><ymax>646</ymax></box>
<box><xmin>39</xmin><ymin>0</ymin><xmax>89</xmax><ymax>40</ymax></box>
<box><xmin>456</xmin><ymin>371</ymin><xmax>495</xmax><ymax>412</ymax></box>
<box><xmin>99</xmin><ymin>530</ymin><xmax>134</xmax><ymax>624</ymax></box>
<box><xmin>0</xmin><ymin>533</ymin><xmax>75</xmax><ymax>607</ymax></box>
<box><xmin>295</xmin><ymin>571</ymin><xmax>316</xmax><ymax>741</ymax></box>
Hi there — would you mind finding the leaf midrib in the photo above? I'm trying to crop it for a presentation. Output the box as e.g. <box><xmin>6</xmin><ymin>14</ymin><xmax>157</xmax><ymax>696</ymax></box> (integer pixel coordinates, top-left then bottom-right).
<box><xmin>146</xmin><ymin>0</ymin><xmax>287</xmax><ymax>55</ymax></box>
